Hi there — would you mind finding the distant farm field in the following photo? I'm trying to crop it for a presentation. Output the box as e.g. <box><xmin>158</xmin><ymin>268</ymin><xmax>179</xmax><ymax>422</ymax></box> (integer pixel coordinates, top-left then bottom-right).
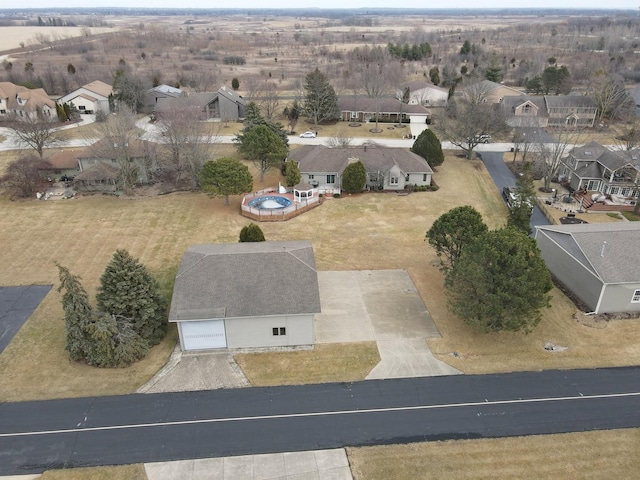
<box><xmin>0</xmin><ymin>26</ymin><xmax>115</xmax><ymax>51</ymax></box>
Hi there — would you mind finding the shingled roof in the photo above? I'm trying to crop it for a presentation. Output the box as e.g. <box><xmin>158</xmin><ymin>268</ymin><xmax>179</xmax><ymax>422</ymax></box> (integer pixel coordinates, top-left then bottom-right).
<box><xmin>536</xmin><ymin>223</ymin><xmax>640</xmax><ymax>284</ymax></box>
<box><xmin>169</xmin><ymin>241</ymin><xmax>321</xmax><ymax>321</ymax></box>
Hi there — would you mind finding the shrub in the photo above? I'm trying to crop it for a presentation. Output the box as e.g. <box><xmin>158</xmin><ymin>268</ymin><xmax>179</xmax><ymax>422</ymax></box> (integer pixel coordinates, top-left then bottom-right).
<box><xmin>239</xmin><ymin>223</ymin><xmax>266</xmax><ymax>242</ymax></box>
<box><xmin>223</xmin><ymin>56</ymin><xmax>246</xmax><ymax>65</ymax></box>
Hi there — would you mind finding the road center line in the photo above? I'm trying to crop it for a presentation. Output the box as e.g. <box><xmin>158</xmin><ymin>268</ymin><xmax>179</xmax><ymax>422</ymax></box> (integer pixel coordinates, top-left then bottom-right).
<box><xmin>2</xmin><ymin>391</ymin><xmax>639</xmax><ymax>438</ymax></box>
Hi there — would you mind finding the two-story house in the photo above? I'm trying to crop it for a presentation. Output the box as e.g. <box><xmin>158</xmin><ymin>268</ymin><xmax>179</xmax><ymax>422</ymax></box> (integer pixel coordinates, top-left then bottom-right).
<box><xmin>0</xmin><ymin>82</ymin><xmax>55</xmax><ymax>121</ymax></box>
<box><xmin>502</xmin><ymin>95</ymin><xmax>597</xmax><ymax>128</ymax></box>
<box><xmin>559</xmin><ymin>141</ymin><xmax>639</xmax><ymax>208</ymax></box>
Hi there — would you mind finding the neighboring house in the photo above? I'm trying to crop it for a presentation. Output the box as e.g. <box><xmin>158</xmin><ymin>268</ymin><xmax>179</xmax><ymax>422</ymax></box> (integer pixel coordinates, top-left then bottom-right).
<box><xmin>288</xmin><ymin>145</ymin><xmax>433</xmax><ymax>192</ymax></box>
<box><xmin>57</xmin><ymin>80</ymin><xmax>113</xmax><ymax>115</ymax></box>
<box><xmin>502</xmin><ymin>95</ymin><xmax>598</xmax><ymax>128</ymax></box>
<box><xmin>628</xmin><ymin>86</ymin><xmax>640</xmax><ymax>116</ymax></box>
<box><xmin>398</xmin><ymin>80</ymin><xmax>449</xmax><ymax>107</ymax></box>
<box><xmin>535</xmin><ymin>222</ymin><xmax>640</xmax><ymax>314</ymax></box>
<box><xmin>338</xmin><ymin>96</ymin><xmax>430</xmax><ymax>138</ymax></box>
<box><xmin>38</xmin><ymin>149</ymin><xmax>80</xmax><ymax>179</ymax></box>
<box><xmin>559</xmin><ymin>141</ymin><xmax>640</xmax><ymax>201</ymax></box>
<box><xmin>73</xmin><ymin>137</ymin><xmax>157</xmax><ymax>192</ymax></box>
<box><xmin>169</xmin><ymin>241</ymin><xmax>321</xmax><ymax>351</ymax></box>
<box><xmin>0</xmin><ymin>82</ymin><xmax>55</xmax><ymax>121</ymax></box>
<box><xmin>156</xmin><ymin>85</ymin><xmax>246</xmax><ymax>121</ymax></box>
<box><xmin>462</xmin><ymin>80</ymin><xmax>524</xmax><ymax>104</ymax></box>
<box><xmin>144</xmin><ymin>84</ymin><xmax>184</xmax><ymax>114</ymax></box>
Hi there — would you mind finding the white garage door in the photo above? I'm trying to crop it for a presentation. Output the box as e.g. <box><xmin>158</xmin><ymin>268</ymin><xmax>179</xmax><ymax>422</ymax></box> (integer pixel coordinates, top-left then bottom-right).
<box><xmin>181</xmin><ymin>320</ymin><xmax>227</xmax><ymax>351</ymax></box>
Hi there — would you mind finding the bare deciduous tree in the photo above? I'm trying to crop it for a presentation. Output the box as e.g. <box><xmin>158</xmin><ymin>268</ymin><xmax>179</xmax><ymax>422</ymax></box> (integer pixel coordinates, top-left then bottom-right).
<box><xmin>157</xmin><ymin>100</ymin><xmax>217</xmax><ymax>190</ymax></box>
<box><xmin>532</xmin><ymin>126</ymin><xmax>582</xmax><ymax>192</ymax></box>
<box><xmin>8</xmin><ymin>114</ymin><xmax>59</xmax><ymax>158</ymax></box>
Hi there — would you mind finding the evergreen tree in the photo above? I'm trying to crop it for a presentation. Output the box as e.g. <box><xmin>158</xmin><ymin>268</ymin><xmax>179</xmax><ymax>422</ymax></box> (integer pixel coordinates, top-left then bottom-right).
<box><xmin>96</xmin><ymin>250</ymin><xmax>167</xmax><ymax>346</ymax></box>
<box><xmin>341</xmin><ymin>160</ymin><xmax>367</xmax><ymax>194</ymax></box>
<box><xmin>411</xmin><ymin>129</ymin><xmax>445</xmax><ymax>168</ymax></box>
<box><xmin>84</xmin><ymin>312</ymin><xmax>148</xmax><ymax>368</ymax></box>
<box><xmin>56</xmin><ymin>264</ymin><xmax>94</xmax><ymax>361</ymax></box>
<box><xmin>426</xmin><ymin>206</ymin><xmax>488</xmax><ymax>272</ymax></box>
<box><xmin>459</xmin><ymin>40</ymin><xmax>472</xmax><ymax>55</ymax></box>
<box><xmin>239</xmin><ymin>223</ymin><xmax>266</xmax><ymax>242</ymax></box>
<box><xmin>446</xmin><ymin>227</ymin><xmax>553</xmax><ymax>333</ymax></box>
<box><xmin>199</xmin><ymin>157</ymin><xmax>253</xmax><ymax>205</ymax></box>
<box><xmin>237</xmin><ymin>101</ymin><xmax>288</xmax><ymax>146</ymax></box>
<box><xmin>507</xmin><ymin>161</ymin><xmax>535</xmax><ymax>235</ymax></box>
<box><xmin>231</xmin><ymin>77</ymin><xmax>240</xmax><ymax>90</ymax></box>
<box><xmin>236</xmin><ymin>124</ymin><xmax>288</xmax><ymax>183</ymax></box>
<box><xmin>284</xmin><ymin>160</ymin><xmax>301</xmax><ymax>187</ymax></box>
<box><xmin>303</xmin><ymin>68</ymin><xmax>340</xmax><ymax>128</ymax></box>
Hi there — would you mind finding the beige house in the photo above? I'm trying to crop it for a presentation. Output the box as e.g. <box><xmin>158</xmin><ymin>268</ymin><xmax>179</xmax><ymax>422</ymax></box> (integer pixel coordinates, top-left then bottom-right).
<box><xmin>462</xmin><ymin>80</ymin><xmax>525</xmax><ymax>104</ymax></box>
<box><xmin>0</xmin><ymin>82</ymin><xmax>55</xmax><ymax>120</ymax></box>
<box><xmin>58</xmin><ymin>80</ymin><xmax>113</xmax><ymax>115</ymax></box>
<box><xmin>169</xmin><ymin>241</ymin><xmax>321</xmax><ymax>351</ymax></box>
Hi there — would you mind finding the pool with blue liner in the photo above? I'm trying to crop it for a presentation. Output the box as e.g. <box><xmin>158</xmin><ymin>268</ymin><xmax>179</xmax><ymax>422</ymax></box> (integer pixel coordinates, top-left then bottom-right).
<box><xmin>247</xmin><ymin>195</ymin><xmax>292</xmax><ymax>209</ymax></box>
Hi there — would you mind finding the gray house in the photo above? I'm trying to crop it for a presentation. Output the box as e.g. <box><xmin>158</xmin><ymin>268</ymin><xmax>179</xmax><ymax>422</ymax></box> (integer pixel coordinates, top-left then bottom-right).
<box><xmin>535</xmin><ymin>223</ymin><xmax>640</xmax><ymax>314</ymax></box>
<box><xmin>501</xmin><ymin>94</ymin><xmax>597</xmax><ymax>128</ymax></box>
<box><xmin>288</xmin><ymin>145</ymin><xmax>433</xmax><ymax>193</ymax></box>
<box><xmin>559</xmin><ymin>141</ymin><xmax>640</xmax><ymax>205</ymax></box>
<box><xmin>169</xmin><ymin>241</ymin><xmax>321</xmax><ymax>351</ymax></box>
<box><xmin>156</xmin><ymin>85</ymin><xmax>245</xmax><ymax>122</ymax></box>
<box><xmin>144</xmin><ymin>84</ymin><xmax>184</xmax><ymax>114</ymax></box>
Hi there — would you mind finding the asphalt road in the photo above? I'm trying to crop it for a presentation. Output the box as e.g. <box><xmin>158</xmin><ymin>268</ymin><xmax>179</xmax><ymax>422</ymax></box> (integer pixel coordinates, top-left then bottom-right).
<box><xmin>0</xmin><ymin>285</ymin><xmax>51</xmax><ymax>354</ymax></box>
<box><xmin>1</xmin><ymin>367</ymin><xmax>640</xmax><ymax>475</ymax></box>
<box><xmin>478</xmin><ymin>151</ymin><xmax>550</xmax><ymax>230</ymax></box>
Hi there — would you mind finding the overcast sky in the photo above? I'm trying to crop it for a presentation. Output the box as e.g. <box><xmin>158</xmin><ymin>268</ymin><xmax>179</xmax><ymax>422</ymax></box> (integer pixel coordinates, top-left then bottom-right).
<box><xmin>12</xmin><ymin>1</ymin><xmax>637</xmax><ymax>10</ymax></box>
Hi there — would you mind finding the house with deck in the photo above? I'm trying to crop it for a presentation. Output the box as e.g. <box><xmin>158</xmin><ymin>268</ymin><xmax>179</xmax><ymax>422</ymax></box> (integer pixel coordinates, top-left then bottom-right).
<box><xmin>559</xmin><ymin>141</ymin><xmax>639</xmax><ymax>211</ymax></box>
<box><xmin>288</xmin><ymin>145</ymin><xmax>433</xmax><ymax>193</ymax></box>
<box><xmin>169</xmin><ymin>241</ymin><xmax>321</xmax><ymax>351</ymax></box>
<box><xmin>535</xmin><ymin>223</ymin><xmax>640</xmax><ymax>314</ymax></box>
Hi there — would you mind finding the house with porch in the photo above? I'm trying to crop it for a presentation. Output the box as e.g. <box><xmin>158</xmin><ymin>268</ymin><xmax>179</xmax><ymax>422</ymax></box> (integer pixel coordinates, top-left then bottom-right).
<box><xmin>559</xmin><ymin>141</ymin><xmax>639</xmax><ymax>210</ymax></box>
<box><xmin>169</xmin><ymin>241</ymin><xmax>321</xmax><ymax>351</ymax></box>
<box><xmin>288</xmin><ymin>145</ymin><xmax>433</xmax><ymax>193</ymax></box>
<box><xmin>535</xmin><ymin>223</ymin><xmax>640</xmax><ymax>314</ymax></box>
<box><xmin>58</xmin><ymin>80</ymin><xmax>112</xmax><ymax>115</ymax></box>
<box><xmin>0</xmin><ymin>82</ymin><xmax>55</xmax><ymax>121</ymax></box>
<box><xmin>338</xmin><ymin>96</ymin><xmax>430</xmax><ymax>139</ymax></box>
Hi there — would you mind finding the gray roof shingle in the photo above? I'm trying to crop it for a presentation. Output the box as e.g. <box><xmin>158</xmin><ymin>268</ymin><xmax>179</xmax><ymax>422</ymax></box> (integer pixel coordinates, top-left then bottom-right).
<box><xmin>536</xmin><ymin>223</ymin><xmax>640</xmax><ymax>284</ymax></box>
<box><xmin>169</xmin><ymin>241</ymin><xmax>321</xmax><ymax>322</ymax></box>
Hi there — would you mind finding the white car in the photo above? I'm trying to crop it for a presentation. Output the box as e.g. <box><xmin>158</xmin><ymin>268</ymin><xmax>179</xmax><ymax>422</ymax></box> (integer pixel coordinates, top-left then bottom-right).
<box><xmin>299</xmin><ymin>131</ymin><xmax>317</xmax><ymax>138</ymax></box>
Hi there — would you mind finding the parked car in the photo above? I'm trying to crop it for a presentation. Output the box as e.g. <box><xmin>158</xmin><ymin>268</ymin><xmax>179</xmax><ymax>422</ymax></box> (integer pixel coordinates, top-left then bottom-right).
<box><xmin>503</xmin><ymin>186</ymin><xmax>533</xmax><ymax>211</ymax></box>
<box><xmin>466</xmin><ymin>134</ymin><xmax>491</xmax><ymax>144</ymax></box>
<box><xmin>299</xmin><ymin>131</ymin><xmax>317</xmax><ymax>138</ymax></box>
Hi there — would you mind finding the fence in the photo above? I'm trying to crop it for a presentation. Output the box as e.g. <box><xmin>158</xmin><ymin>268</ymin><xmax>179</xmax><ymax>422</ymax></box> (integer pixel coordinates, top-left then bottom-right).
<box><xmin>241</xmin><ymin>189</ymin><xmax>322</xmax><ymax>222</ymax></box>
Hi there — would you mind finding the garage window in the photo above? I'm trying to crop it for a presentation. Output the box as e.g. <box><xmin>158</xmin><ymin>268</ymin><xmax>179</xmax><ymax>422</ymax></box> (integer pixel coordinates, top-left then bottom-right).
<box><xmin>632</xmin><ymin>290</ymin><xmax>640</xmax><ymax>303</ymax></box>
<box><xmin>272</xmin><ymin>327</ymin><xmax>286</xmax><ymax>336</ymax></box>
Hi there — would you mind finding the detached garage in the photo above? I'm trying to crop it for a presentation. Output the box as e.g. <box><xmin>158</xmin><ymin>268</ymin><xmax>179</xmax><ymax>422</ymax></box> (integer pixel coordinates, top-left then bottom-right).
<box><xmin>169</xmin><ymin>241</ymin><xmax>321</xmax><ymax>351</ymax></box>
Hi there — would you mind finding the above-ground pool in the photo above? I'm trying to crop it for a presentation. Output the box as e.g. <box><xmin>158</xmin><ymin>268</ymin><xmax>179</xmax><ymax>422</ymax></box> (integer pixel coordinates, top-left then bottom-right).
<box><xmin>247</xmin><ymin>195</ymin><xmax>292</xmax><ymax>209</ymax></box>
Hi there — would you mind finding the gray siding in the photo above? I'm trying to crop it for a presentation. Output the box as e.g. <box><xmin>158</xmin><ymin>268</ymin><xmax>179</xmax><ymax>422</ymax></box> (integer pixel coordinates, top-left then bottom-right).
<box><xmin>225</xmin><ymin>314</ymin><xmax>314</xmax><ymax>348</ymax></box>
<box><xmin>599</xmin><ymin>284</ymin><xmax>640</xmax><ymax>314</ymax></box>
<box><xmin>537</xmin><ymin>232</ymin><xmax>603</xmax><ymax>312</ymax></box>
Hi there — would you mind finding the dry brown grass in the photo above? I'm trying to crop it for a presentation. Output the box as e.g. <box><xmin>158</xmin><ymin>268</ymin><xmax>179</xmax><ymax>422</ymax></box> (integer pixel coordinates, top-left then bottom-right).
<box><xmin>235</xmin><ymin>342</ymin><xmax>380</xmax><ymax>387</ymax></box>
<box><xmin>41</xmin><ymin>464</ymin><xmax>146</xmax><ymax>480</ymax></box>
<box><xmin>347</xmin><ymin>429</ymin><xmax>640</xmax><ymax>480</ymax></box>
<box><xmin>2</xmin><ymin>153</ymin><xmax>640</xmax><ymax>403</ymax></box>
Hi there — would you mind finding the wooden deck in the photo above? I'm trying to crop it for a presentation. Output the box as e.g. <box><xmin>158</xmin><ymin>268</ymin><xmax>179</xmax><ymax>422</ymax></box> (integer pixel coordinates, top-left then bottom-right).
<box><xmin>573</xmin><ymin>192</ymin><xmax>637</xmax><ymax>212</ymax></box>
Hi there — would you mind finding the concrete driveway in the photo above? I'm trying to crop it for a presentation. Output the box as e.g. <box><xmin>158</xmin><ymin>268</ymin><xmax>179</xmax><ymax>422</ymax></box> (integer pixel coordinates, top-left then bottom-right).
<box><xmin>316</xmin><ymin>270</ymin><xmax>461</xmax><ymax>379</ymax></box>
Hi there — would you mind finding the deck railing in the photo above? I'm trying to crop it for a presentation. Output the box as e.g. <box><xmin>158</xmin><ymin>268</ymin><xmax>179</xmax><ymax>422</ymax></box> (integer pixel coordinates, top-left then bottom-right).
<box><xmin>241</xmin><ymin>192</ymin><xmax>321</xmax><ymax>222</ymax></box>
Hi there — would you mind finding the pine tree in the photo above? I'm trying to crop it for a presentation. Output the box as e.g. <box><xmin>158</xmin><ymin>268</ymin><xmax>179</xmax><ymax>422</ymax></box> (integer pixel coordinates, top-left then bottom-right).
<box><xmin>284</xmin><ymin>160</ymin><xmax>301</xmax><ymax>187</ymax></box>
<box><xmin>341</xmin><ymin>160</ymin><xmax>367</xmax><ymax>194</ymax></box>
<box><xmin>56</xmin><ymin>264</ymin><xmax>94</xmax><ymax>361</ymax></box>
<box><xmin>96</xmin><ymin>250</ymin><xmax>167</xmax><ymax>346</ymax></box>
<box><xmin>303</xmin><ymin>68</ymin><xmax>340</xmax><ymax>128</ymax></box>
<box><xmin>411</xmin><ymin>129</ymin><xmax>445</xmax><ymax>168</ymax></box>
